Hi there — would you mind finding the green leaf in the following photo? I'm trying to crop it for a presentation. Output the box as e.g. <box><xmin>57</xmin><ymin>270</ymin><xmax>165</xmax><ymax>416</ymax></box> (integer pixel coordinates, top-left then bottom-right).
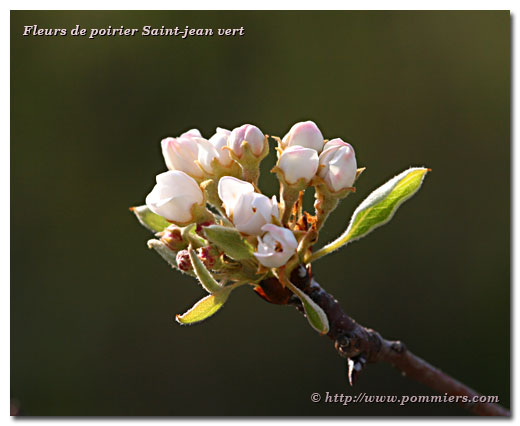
<box><xmin>176</xmin><ymin>286</ymin><xmax>233</xmax><ymax>325</ymax></box>
<box><xmin>284</xmin><ymin>280</ymin><xmax>329</xmax><ymax>334</ymax></box>
<box><xmin>203</xmin><ymin>225</ymin><xmax>254</xmax><ymax>260</ymax></box>
<box><xmin>309</xmin><ymin>167</ymin><xmax>429</xmax><ymax>263</ymax></box>
<box><xmin>189</xmin><ymin>247</ymin><xmax>222</xmax><ymax>293</ymax></box>
<box><xmin>147</xmin><ymin>239</ymin><xmax>178</xmax><ymax>268</ymax></box>
<box><xmin>131</xmin><ymin>205</ymin><xmax>170</xmax><ymax>233</ymax></box>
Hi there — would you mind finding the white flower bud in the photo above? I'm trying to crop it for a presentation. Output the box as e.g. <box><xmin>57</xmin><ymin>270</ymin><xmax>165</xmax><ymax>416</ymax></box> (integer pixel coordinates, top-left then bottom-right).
<box><xmin>282</xmin><ymin>120</ymin><xmax>324</xmax><ymax>152</ymax></box>
<box><xmin>208</xmin><ymin>127</ymin><xmax>233</xmax><ymax>166</ymax></box>
<box><xmin>227</xmin><ymin>124</ymin><xmax>265</xmax><ymax>157</ymax></box>
<box><xmin>146</xmin><ymin>171</ymin><xmax>204</xmax><ymax>223</ymax></box>
<box><xmin>196</xmin><ymin>139</ymin><xmax>220</xmax><ymax>174</ymax></box>
<box><xmin>318</xmin><ymin>138</ymin><xmax>357</xmax><ymax>192</ymax></box>
<box><xmin>161</xmin><ymin>136</ymin><xmax>204</xmax><ymax>178</ymax></box>
<box><xmin>278</xmin><ymin>145</ymin><xmax>319</xmax><ymax>184</ymax></box>
<box><xmin>217</xmin><ymin>176</ymin><xmax>279</xmax><ymax>235</ymax></box>
<box><xmin>218</xmin><ymin>176</ymin><xmax>254</xmax><ymax>217</ymax></box>
<box><xmin>254</xmin><ymin>224</ymin><xmax>298</xmax><ymax>268</ymax></box>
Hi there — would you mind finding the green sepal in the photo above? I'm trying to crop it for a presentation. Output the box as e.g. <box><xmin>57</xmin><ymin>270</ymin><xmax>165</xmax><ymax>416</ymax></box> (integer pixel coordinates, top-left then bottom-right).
<box><xmin>226</xmin><ymin>137</ymin><xmax>269</xmax><ymax>184</ymax></box>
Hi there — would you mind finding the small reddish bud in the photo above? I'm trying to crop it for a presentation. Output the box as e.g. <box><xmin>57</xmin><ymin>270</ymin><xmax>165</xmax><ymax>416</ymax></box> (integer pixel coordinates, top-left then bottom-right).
<box><xmin>176</xmin><ymin>250</ymin><xmax>193</xmax><ymax>271</ymax></box>
<box><xmin>197</xmin><ymin>246</ymin><xmax>217</xmax><ymax>270</ymax></box>
<box><xmin>161</xmin><ymin>225</ymin><xmax>187</xmax><ymax>251</ymax></box>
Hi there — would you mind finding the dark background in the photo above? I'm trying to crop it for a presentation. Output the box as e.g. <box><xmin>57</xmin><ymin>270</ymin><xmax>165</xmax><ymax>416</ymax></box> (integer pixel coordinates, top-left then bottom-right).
<box><xmin>11</xmin><ymin>11</ymin><xmax>510</xmax><ymax>416</ymax></box>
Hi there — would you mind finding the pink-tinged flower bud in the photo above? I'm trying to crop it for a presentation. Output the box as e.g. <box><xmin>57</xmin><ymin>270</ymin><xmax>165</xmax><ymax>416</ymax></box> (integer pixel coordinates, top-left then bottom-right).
<box><xmin>160</xmin><ymin>225</ymin><xmax>187</xmax><ymax>251</ymax></box>
<box><xmin>197</xmin><ymin>246</ymin><xmax>217</xmax><ymax>270</ymax></box>
<box><xmin>146</xmin><ymin>171</ymin><xmax>204</xmax><ymax>223</ymax></box>
<box><xmin>318</xmin><ymin>138</ymin><xmax>357</xmax><ymax>192</ymax></box>
<box><xmin>227</xmin><ymin>124</ymin><xmax>265</xmax><ymax>157</ymax></box>
<box><xmin>195</xmin><ymin>139</ymin><xmax>219</xmax><ymax>174</ymax></box>
<box><xmin>282</xmin><ymin>121</ymin><xmax>324</xmax><ymax>152</ymax></box>
<box><xmin>278</xmin><ymin>145</ymin><xmax>319</xmax><ymax>184</ymax></box>
<box><xmin>176</xmin><ymin>249</ymin><xmax>193</xmax><ymax>271</ymax></box>
<box><xmin>197</xmin><ymin>128</ymin><xmax>235</xmax><ymax>173</ymax></box>
<box><xmin>217</xmin><ymin>176</ymin><xmax>279</xmax><ymax>236</ymax></box>
<box><xmin>208</xmin><ymin>128</ymin><xmax>233</xmax><ymax>166</ymax></box>
<box><xmin>254</xmin><ymin>224</ymin><xmax>298</xmax><ymax>268</ymax></box>
<box><xmin>161</xmin><ymin>136</ymin><xmax>204</xmax><ymax>178</ymax></box>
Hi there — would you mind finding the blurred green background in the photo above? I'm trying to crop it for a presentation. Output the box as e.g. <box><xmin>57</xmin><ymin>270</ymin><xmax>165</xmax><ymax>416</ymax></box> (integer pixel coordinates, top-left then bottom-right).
<box><xmin>11</xmin><ymin>10</ymin><xmax>509</xmax><ymax>416</ymax></box>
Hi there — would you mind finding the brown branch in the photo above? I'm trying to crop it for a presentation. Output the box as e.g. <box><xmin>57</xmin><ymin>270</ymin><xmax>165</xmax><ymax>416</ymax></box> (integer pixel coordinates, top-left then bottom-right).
<box><xmin>277</xmin><ymin>266</ymin><xmax>510</xmax><ymax>416</ymax></box>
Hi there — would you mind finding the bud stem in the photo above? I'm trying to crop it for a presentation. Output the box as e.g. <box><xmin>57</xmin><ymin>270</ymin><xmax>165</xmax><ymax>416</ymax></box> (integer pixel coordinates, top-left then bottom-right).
<box><xmin>241</xmin><ymin>164</ymin><xmax>260</xmax><ymax>186</ymax></box>
<box><xmin>280</xmin><ymin>185</ymin><xmax>301</xmax><ymax>225</ymax></box>
<box><xmin>314</xmin><ymin>187</ymin><xmax>340</xmax><ymax>231</ymax></box>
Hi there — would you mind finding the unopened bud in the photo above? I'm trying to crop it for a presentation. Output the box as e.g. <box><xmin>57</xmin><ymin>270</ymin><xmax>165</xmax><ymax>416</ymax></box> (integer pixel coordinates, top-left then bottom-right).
<box><xmin>208</xmin><ymin>128</ymin><xmax>233</xmax><ymax>166</ymax></box>
<box><xmin>227</xmin><ymin>124</ymin><xmax>265</xmax><ymax>158</ymax></box>
<box><xmin>161</xmin><ymin>135</ymin><xmax>204</xmax><ymax>178</ymax></box>
<box><xmin>146</xmin><ymin>171</ymin><xmax>205</xmax><ymax>224</ymax></box>
<box><xmin>278</xmin><ymin>145</ymin><xmax>319</xmax><ymax>185</ymax></box>
<box><xmin>197</xmin><ymin>246</ymin><xmax>219</xmax><ymax>270</ymax></box>
<box><xmin>176</xmin><ymin>250</ymin><xmax>193</xmax><ymax>271</ymax></box>
<box><xmin>318</xmin><ymin>138</ymin><xmax>357</xmax><ymax>192</ymax></box>
<box><xmin>282</xmin><ymin>121</ymin><xmax>324</xmax><ymax>152</ymax></box>
<box><xmin>160</xmin><ymin>225</ymin><xmax>187</xmax><ymax>251</ymax></box>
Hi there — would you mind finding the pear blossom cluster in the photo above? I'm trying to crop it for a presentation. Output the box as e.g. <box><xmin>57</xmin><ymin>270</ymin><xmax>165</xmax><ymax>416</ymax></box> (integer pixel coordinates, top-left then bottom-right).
<box><xmin>145</xmin><ymin>121</ymin><xmax>359</xmax><ymax>274</ymax></box>
<box><xmin>134</xmin><ymin>122</ymin><xmax>430</xmax><ymax>333</ymax></box>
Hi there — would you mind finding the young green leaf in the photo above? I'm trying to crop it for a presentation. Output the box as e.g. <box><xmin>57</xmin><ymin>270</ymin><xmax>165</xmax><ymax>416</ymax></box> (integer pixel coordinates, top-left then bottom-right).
<box><xmin>308</xmin><ymin>167</ymin><xmax>429</xmax><ymax>263</ymax></box>
<box><xmin>188</xmin><ymin>247</ymin><xmax>222</xmax><ymax>293</ymax></box>
<box><xmin>176</xmin><ymin>286</ymin><xmax>233</xmax><ymax>325</ymax></box>
<box><xmin>283</xmin><ymin>279</ymin><xmax>329</xmax><ymax>334</ymax></box>
<box><xmin>131</xmin><ymin>205</ymin><xmax>170</xmax><ymax>233</ymax></box>
<box><xmin>147</xmin><ymin>239</ymin><xmax>178</xmax><ymax>268</ymax></box>
<box><xmin>203</xmin><ymin>225</ymin><xmax>254</xmax><ymax>260</ymax></box>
